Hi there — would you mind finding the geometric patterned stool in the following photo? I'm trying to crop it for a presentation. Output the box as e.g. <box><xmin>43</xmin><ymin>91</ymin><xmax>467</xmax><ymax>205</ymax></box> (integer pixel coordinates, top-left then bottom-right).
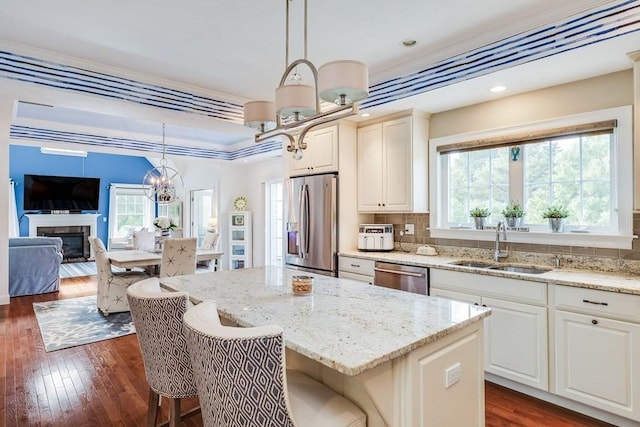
<box><xmin>183</xmin><ymin>301</ymin><xmax>366</xmax><ymax>427</ymax></box>
<box><xmin>126</xmin><ymin>277</ymin><xmax>199</xmax><ymax>427</ymax></box>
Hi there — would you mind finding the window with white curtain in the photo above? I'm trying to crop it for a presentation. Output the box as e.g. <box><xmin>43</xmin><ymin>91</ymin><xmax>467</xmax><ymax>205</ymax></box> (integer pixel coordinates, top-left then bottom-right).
<box><xmin>265</xmin><ymin>180</ymin><xmax>284</xmax><ymax>266</ymax></box>
<box><xmin>107</xmin><ymin>184</ymin><xmax>154</xmax><ymax>247</ymax></box>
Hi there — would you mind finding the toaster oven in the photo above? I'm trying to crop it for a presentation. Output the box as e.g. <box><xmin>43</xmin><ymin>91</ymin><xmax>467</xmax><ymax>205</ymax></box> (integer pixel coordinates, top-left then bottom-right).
<box><xmin>358</xmin><ymin>224</ymin><xmax>394</xmax><ymax>251</ymax></box>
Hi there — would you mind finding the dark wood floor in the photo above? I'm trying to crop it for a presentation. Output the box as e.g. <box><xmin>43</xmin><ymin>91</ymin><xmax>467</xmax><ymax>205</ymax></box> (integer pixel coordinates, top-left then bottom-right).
<box><xmin>0</xmin><ymin>276</ymin><xmax>614</xmax><ymax>426</ymax></box>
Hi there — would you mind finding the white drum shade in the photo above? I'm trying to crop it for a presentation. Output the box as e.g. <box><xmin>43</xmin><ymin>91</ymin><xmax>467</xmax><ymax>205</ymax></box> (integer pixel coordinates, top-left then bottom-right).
<box><xmin>244</xmin><ymin>101</ymin><xmax>276</xmax><ymax>130</ymax></box>
<box><xmin>318</xmin><ymin>60</ymin><xmax>369</xmax><ymax>105</ymax></box>
<box><xmin>275</xmin><ymin>84</ymin><xmax>317</xmax><ymax>119</ymax></box>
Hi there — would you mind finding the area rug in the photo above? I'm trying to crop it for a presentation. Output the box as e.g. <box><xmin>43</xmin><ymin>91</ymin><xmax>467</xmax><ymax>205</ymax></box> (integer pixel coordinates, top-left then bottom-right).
<box><xmin>59</xmin><ymin>261</ymin><xmax>128</xmax><ymax>279</ymax></box>
<box><xmin>33</xmin><ymin>295</ymin><xmax>135</xmax><ymax>352</ymax></box>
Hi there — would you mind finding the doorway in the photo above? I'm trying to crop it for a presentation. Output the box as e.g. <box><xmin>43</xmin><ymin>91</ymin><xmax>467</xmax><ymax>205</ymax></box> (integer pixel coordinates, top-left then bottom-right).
<box><xmin>191</xmin><ymin>188</ymin><xmax>217</xmax><ymax>246</ymax></box>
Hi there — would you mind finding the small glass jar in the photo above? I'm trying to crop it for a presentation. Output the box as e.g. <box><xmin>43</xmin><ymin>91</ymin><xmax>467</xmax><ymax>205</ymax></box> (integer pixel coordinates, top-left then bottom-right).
<box><xmin>291</xmin><ymin>276</ymin><xmax>313</xmax><ymax>295</ymax></box>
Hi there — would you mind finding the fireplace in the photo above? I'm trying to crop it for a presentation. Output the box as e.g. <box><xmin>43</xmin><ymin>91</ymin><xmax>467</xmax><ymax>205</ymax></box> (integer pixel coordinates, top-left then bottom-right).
<box><xmin>26</xmin><ymin>213</ymin><xmax>100</xmax><ymax>259</ymax></box>
<box><xmin>38</xmin><ymin>226</ymin><xmax>90</xmax><ymax>262</ymax></box>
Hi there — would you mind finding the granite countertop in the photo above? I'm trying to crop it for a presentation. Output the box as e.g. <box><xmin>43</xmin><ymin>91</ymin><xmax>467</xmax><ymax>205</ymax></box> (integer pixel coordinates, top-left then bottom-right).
<box><xmin>160</xmin><ymin>266</ymin><xmax>490</xmax><ymax>376</ymax></box>
<box><xmin>340</xmin><ymin>250</ymin><xmax>640</xmax><ymax>295</ymax></box>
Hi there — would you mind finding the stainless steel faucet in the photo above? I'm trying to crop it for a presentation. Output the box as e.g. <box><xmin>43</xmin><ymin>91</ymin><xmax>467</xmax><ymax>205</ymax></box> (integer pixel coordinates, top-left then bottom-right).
<box><xmin>494</xmin><ymin>221</ymin><xmax>508</xmax><ymax>262</ymax></box>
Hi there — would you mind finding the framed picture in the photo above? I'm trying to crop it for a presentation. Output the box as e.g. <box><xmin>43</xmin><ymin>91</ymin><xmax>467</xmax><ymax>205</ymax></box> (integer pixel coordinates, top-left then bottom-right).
<box><xmin>232</xmin><ymin>214</ymin><xmax>245</xmax><ymax>226</ymax></box>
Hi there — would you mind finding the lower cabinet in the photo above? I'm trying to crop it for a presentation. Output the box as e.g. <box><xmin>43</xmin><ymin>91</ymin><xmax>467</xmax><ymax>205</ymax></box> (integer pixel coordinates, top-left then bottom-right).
<box><xmin>430</xmin><ymin>269</ymin><xmax>548</xmax><ymax>391</ymax></box>
<box><xmin>338</xmin><ymin>256</ymin><xmax>374</xmax><ymax>284</ymax></box>
<box><xmin>553</xmin><ymin>285</ymin><xmax>640</xmax><ymax>421</ymax></box>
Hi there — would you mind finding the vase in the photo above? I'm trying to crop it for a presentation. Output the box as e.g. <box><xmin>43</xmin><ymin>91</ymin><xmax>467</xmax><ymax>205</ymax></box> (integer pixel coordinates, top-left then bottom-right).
<box><xmin>473</xmin><ymin>217</ymin><xmax>486</xmax><ymax>230</ymax></box>
<box><xmin>549</xmin><ymin>218</ymin><xmax>564</xmax><ymax>233</ymax></box>
<box><xmin>505</xmin><ymin>217</ymin><xmax>522</xmax><ymax>228</ymax></box>
<box><xmin>161</xmin><ymin>229</ymin><xmax>172</xmax><ymax>238</ymax></box>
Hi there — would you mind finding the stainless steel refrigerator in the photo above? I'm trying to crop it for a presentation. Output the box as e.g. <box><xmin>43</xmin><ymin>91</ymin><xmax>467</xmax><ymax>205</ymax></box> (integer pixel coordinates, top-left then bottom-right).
<box><xmin>285</xmin><ymin>173</ymin><xmax>338</xmax><ymax>276</ymax></box>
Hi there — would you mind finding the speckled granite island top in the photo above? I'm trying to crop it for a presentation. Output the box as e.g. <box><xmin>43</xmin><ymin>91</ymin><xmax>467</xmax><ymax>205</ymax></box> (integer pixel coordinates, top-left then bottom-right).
<box><xmin>161</xmin><ymin>266</ymin><xmax>490</xmax><ymax>376</ymax></box>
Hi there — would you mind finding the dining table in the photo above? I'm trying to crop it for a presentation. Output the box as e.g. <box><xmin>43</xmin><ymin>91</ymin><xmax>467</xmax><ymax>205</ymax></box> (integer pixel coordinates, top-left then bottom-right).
<box><xmin>107</xmin><ymin>248</ymin><xmax>223</xmax><ymax>273</ymax></box>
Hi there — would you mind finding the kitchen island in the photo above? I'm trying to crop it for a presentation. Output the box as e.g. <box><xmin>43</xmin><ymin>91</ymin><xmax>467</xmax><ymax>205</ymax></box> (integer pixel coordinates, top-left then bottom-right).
<box><xmin>161</xmin><ymin>266</ymin><xmax>491</xmax><ymax>427</ymax></box>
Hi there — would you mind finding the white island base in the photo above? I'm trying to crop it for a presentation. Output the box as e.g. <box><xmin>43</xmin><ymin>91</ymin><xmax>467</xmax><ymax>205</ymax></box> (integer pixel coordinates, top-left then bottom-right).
<box><xmin>286</xmin><ymin>321</ymin><xmax>484</xmax><ymax>427</ymax></box>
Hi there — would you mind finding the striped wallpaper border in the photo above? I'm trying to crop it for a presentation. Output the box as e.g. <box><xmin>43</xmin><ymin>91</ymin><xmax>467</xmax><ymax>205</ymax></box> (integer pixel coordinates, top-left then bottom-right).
<box><xmin>10</xmin><ymin>125</ymin><xmax>281</xmax><ymax>161</ymax></box>
<box><xmin>0</xmin><ymin>1</ymin><xmax>638</xmax><ymax>158</ymax></box>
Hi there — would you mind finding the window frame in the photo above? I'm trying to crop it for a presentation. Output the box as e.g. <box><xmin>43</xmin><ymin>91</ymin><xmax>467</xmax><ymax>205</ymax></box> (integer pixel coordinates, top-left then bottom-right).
<box><xmin>429</xmin><ymin>106</ymin><xmax>633</xmax><ymax>249</ymax></box>
<box><xmin>107</xmin><ymin>183</ymin><xmax>155</xmax><ymax>248</ymax></box>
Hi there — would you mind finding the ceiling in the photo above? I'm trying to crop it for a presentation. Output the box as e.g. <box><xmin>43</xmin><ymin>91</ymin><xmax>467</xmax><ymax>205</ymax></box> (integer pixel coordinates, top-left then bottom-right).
<box><xmin>2</xmin><ymin>0</ymin><xmax>640</xmax><ymax>159</ymax></box>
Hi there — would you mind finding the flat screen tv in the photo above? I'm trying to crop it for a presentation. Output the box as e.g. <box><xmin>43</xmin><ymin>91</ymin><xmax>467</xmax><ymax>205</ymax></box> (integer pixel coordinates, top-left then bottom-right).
<box><xmin>24</xmin><ymin>174</ymin><xmax>100</xmax><ymax>212</ymax></box>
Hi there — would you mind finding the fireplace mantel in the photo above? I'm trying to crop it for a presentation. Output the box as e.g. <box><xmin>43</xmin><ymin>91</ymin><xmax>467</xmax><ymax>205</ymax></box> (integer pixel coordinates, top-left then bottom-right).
<box><xmin>26</xmin><ymin>214</ymin><xmax>101</xmax><ymax>258</ymax></box>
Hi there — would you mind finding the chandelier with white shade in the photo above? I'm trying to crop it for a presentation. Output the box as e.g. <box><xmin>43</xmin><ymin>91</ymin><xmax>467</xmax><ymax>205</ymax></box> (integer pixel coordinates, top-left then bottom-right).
<box><xmin>243</xmin><ymin>0</ymin><xmax>369</xmax><ymax>158</ymax></box>
<box><xmin>143</xmin><ymin>123</ymin><xmax>184</xmax><ymax>204</ymax></box>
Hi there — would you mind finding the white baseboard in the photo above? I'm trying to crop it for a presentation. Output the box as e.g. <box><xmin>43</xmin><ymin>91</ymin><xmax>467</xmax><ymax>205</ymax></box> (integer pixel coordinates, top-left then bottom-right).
<box><xmin>0</xmin><ymin>293</ymin><xmax>10</xmax><ymax>305</ymax></box>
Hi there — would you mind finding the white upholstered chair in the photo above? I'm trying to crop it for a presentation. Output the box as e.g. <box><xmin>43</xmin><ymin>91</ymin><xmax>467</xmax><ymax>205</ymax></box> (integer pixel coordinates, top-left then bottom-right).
<box><xmin>88</xmin><ymin>236</ymin><xmax>149</xmax><ymax>316</ymax></box>
<box><xmin>132</xmin><ymin>229</ymin><xmax>156</xmax><ymax>251</ymax></box>
<box><xmin>200</xmin><ymin>231</ymin><xmax>220</xmax><ymax>250</ymax></box>
<box><xmin>183</xmin><ymin>301</ymin><xmax>367</xmax><ymax>427</ymax></box>
<box><xmin>126</xmin><ymin>278</ymin><xmax>199</xmax><ymax>427</ymax></box>
<box><xmin>160</xmin><ymin>237</ymin><xmax>197</xmax><ymax>278</ymax></box>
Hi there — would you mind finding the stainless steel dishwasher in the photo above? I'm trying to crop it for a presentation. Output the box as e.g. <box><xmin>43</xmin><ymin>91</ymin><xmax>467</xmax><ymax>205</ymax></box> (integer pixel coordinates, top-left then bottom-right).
<box><xmin>373</xmin><ymin>261</ymin><xmax>429</xmax><ymax>295</ymax></box>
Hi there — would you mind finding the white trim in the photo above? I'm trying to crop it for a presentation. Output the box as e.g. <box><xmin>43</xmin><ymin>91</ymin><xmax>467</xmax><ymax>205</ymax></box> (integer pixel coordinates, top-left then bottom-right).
<box><xmin>429</xmin><ymin>227</ymin><xmax>634</xmax><ymax>250</ymax></box>
<box><xmin>429</xmin><ymin>106</ymin><xmax>633</xmax><ymax>249</ymax></box>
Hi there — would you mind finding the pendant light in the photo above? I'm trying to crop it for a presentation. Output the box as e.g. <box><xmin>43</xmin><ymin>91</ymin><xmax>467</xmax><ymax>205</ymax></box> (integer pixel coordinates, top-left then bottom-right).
<box><xmin>143</xmin><ymin>123</ymin><xmax>184</xmax><ymax>204</ymax></box>
<box><xmin>243</xmin><ymin>0</ymin><xmax>369</xmax><ymax>157</ymax></box>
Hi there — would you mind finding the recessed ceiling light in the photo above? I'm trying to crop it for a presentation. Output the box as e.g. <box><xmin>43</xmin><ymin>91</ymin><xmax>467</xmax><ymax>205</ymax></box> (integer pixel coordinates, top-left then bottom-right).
<box><xmin>361</xmin><ymin>113</ymin><xmax>371</xmax><ymax>117</ymax></box>
<box><xmin>402</xmin><ymin>39</ymin><xmax>417</xmax><ymax>47</ymax></box>
<box><xmin>490</xmin><ymin>85</ymin><xmax>506</xmax><ymax>93</ymax></box>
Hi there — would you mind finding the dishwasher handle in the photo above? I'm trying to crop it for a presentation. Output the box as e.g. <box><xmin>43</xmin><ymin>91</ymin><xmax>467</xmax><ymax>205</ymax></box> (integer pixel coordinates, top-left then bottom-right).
<box><xmin>374</xmin><ymin>267</ymin><xmax>425</xmax><ymax>278</ymax></box>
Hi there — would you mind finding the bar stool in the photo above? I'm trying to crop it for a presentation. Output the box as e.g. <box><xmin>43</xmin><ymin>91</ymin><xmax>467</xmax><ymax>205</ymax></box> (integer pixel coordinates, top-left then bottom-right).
<box><xmin>126</xmin><ymin>278</ymin><xmax>199</xmax><ymax>427</ymax></box>
<box><xmin>183</xmin><ymin>301</ymin><xmax>366</xmax><ymax>427</ymax></box>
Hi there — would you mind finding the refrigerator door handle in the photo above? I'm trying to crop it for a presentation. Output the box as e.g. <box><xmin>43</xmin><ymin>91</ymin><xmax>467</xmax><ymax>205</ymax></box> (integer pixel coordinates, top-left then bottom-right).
<box><xmin>303</xmin><ymin>184</ymin><xmax>311</xmax><ymax>257</ymax></box>
<box><xmin>297</xmin><ymin>184</ymin><xmax>307</xmax><ymax>259</ymax></box>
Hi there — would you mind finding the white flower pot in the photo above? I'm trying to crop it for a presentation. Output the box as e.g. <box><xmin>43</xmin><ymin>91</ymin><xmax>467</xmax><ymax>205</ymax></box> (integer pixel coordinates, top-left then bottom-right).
<box><xmin>473</xmin><ymin>217</ymin><xmax>486</xmax><ymax>230</ymax></box>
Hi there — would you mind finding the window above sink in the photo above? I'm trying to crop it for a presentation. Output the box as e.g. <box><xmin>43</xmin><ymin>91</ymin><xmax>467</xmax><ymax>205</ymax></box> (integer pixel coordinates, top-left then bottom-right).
<box><xmin>429</xmin><ymin>106</ymin><xmax>634</xmax><ymax>250</ymax></box>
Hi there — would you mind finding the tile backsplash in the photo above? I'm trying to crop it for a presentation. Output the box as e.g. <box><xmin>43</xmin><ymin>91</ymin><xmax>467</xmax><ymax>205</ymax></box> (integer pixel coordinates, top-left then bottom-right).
<box><xmin>373</xmin><ymin>212</ymin><xmax>640</xmax><ymax>275</ymax></box>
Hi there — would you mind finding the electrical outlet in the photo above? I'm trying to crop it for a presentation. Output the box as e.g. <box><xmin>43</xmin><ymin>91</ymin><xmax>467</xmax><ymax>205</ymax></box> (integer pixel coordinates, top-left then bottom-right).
<box><xmin>404</xmin><ymin>224</ymin><xmax>415</xmax><ymax>235</ymax></box>
<box><xmin>445</xmin><ymin>362</ymin><xmax>461</xmax><ymax>388</ymax></box>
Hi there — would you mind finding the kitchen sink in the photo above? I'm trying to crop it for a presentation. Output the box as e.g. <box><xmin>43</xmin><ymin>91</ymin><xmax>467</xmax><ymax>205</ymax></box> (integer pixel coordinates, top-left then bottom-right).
<box><xmin>488</xmin><ymin>265</ymin><xmax>551</xmax><ymax>274</ymax></box>
<box><xmin>449</xmin><ymin>260</ymin><xmax>496</xmax><ymax>269</ymax></box>
<box><xmin>448</xmin><ymin>260</ymin><xmax>551</xmax><ymax>275</ymax></box>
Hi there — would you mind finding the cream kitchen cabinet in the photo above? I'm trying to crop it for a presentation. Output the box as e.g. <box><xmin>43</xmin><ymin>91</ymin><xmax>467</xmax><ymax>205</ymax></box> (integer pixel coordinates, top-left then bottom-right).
<box><xmin>289</xmin><ymin>125</ymin><xmax>338</xmax><ymax>176</ymax></box>
<box><xmin>338</xmin><ymin>256</ymin><xmax>375</xmax><ymax>284</ymax></box>
<box><xmin>430</xmin><ymin>269</ymin><xmax>549</xmax><ymax>391</ymax></box>
<box><xmin>357</xmin><ymin>113</ymin><xmax>428</xmax><ymax>212</ymax></box>
<box><xmin>553</xmin><ymin>285</ymin><xmax>640</xmax><ymax>422</ymax></box>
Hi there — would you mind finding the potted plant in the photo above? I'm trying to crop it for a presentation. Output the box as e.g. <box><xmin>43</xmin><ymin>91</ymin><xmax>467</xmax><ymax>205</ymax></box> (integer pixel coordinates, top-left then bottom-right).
<box><xmin>469</xmin><ymin>207</ymin><xmax>491</xmax><ymax>230</ymax></box>
<box><xmin>501</xmin><ymin>202</ymin><xmax>525</xmax><ymax>228</ymax></box>
<box><xmin>541</xmin><ymin>205</ymin><xmax>569</xmax><ymax>232</ymax></box>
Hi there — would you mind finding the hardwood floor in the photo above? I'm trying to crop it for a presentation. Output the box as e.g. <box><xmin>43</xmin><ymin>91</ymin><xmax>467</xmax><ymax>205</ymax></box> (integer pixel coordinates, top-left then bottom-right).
<box><xmin>1</xmin><ymin>276</ymin><xmax>615</xmax><ymax>426</ymax></box>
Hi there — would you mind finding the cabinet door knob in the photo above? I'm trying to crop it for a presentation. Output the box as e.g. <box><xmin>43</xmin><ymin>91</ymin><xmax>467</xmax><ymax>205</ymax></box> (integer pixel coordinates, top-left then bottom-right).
<box><xmin>473</xmin><ymin>303</ymin><xmax>479</xmax><ymax>306</ymax></box>
<box><xmin>592</xmin><ymin>319</ymin><xmax>598</xmax><ymax>325</ymax></box>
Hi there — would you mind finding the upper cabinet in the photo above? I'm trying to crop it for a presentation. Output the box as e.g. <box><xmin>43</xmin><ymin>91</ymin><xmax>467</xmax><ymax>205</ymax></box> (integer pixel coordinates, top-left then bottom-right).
<box><xmin>289</xmin><ymin>125</ymin><xmax>338</xmax><ymax>176</ymax></box>
<box><xmin>357</xmin><ymin>112</ymin><xmax>429</xmax><ymax>212</ymax></box>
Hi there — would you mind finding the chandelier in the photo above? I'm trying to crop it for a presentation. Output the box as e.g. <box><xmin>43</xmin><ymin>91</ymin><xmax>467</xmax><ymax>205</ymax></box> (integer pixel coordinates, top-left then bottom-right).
<box><xmin>243</xmin><ymin>0</ymin><xmax>369</xmax><ymax>158</ymax></box>
<box><xmin>143</xmin><ymin>123</ymin><xmax>184</xmax><ymax>204</ymax></box>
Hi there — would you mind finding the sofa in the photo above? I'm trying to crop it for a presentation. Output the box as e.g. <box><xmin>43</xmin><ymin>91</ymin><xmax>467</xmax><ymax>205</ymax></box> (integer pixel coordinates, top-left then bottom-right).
<box><xmin>9</xmin><ymin>237</ymin><xmax>63</xmax><ymax>297</ymax></box>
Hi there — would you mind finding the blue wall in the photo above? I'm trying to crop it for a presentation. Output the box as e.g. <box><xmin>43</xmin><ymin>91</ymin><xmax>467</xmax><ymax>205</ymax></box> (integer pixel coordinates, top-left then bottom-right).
<box><xmin>10</xmin><ymin>145</ymin><xmax>153</xmax><ymax>241</ymax></box>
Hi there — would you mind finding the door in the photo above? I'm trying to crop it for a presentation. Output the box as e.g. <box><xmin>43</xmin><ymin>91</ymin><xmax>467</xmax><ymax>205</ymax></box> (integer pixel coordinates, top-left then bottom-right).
<box><xmin>285</xmin><ymin>174</ymin><xmax>336</xmax><ymax>274</ymax></box>
<box><xmin>357</xmin><ymin>123</ymin><xmax>384</xmax><ymax>211</ymax></box>
<box><xmin>555</xmin><ymin>310</ymin><xmax>640</xmax><ymax>420</ymax></box>
<box><xmin>191</xmin><ymin>188</ymin><xmax>216</xmax><ymax>246</ymax></box>
<box><xmin>383</xmin><ymin>116</ymin><xmax>413</xmax><ymax>211</ymax></box>
<box><xmin>483</xmin><ymin>297</ymin><xmax>548</xmax><ymax>391</ymax></box>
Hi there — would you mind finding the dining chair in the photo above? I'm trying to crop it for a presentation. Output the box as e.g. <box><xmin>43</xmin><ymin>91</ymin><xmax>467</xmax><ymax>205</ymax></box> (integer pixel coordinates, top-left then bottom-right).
<box><xmin>183</xmin><ymin>301</ymin><xmax>367</xmax><ymax>427</ymax></box>
<box><xmin>88</xmin><ymin>236</ymin><xmax>149</xmax><ymax>316</ymax></box>
<box><xmin>160</xmin><ymin>237</ymin><xmax>197</xmax><ymax>278</ymax></box>
<box><xmin>132</xmin><ymin>229</ymin><xmax>156</xmax><ymax>251</ymax></box>
<box><xmin>126</xmin><ymin>277</ymin><xmax>199</xmax><ymax>427</ymax></box>
<box><xmin>200</xmin><ymin>231</ymin><xmax>220</xmax><ymax>250</ymax></box>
